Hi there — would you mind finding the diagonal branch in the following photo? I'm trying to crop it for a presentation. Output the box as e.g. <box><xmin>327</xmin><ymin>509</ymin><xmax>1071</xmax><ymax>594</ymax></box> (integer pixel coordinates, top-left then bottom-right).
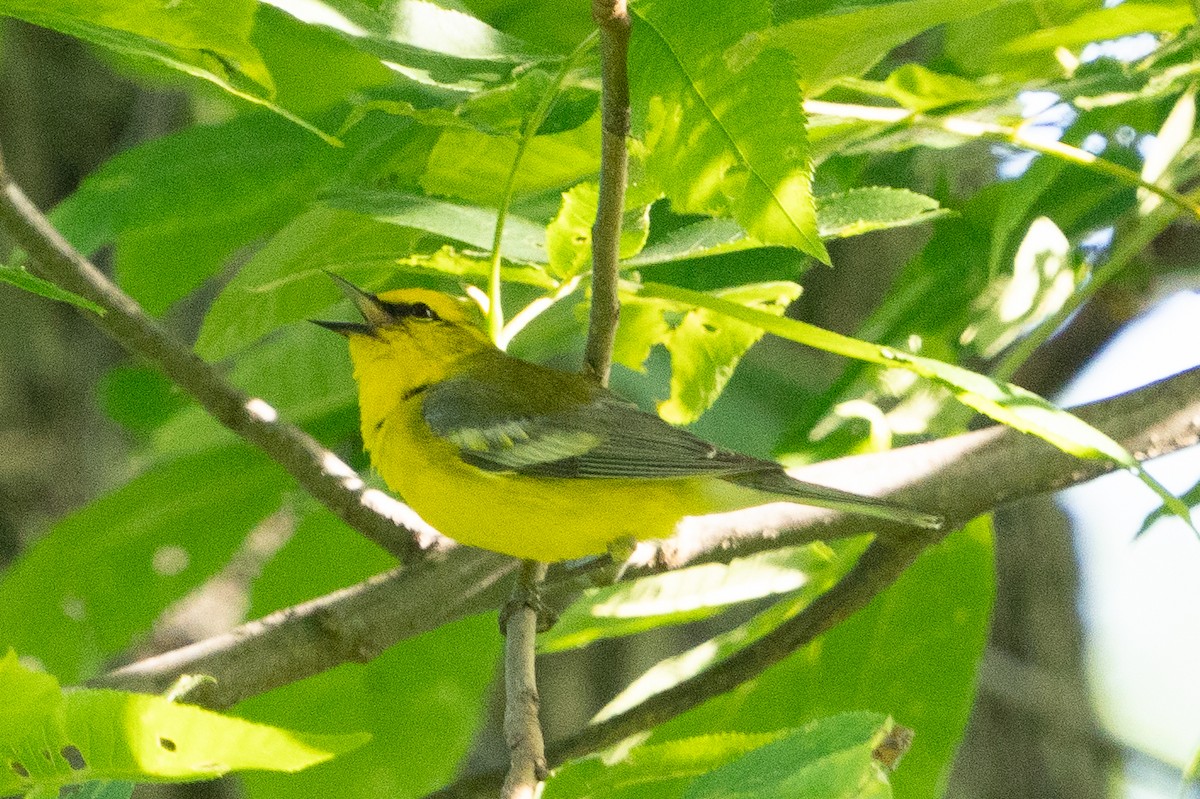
<box><xmin>0</xmin><ymin>151</ymin><xmax>441</xmax><ymax>562</ymax></box>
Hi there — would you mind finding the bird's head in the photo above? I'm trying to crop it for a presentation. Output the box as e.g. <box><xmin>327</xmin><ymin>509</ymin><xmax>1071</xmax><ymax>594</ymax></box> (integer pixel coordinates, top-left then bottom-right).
<box><xmin>312</xmin><ymin>274</ymin><xmax>492</xmax><ymax>416</ymax></box>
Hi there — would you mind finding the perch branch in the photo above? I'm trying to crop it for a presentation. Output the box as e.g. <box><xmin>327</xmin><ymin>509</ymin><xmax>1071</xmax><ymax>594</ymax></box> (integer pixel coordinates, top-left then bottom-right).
<box><xmin>95</xmin><ymin>366</ymin><xmax>1200</xmax><ymax>712</ymax></box>
<box><xmin>501</xmin><ymin>561</ymin><xmax>550</xmax><ymax>799</ymax></box>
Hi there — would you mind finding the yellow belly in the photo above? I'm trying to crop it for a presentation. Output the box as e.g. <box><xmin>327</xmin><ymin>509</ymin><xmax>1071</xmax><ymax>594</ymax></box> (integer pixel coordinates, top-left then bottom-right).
<box><xmin>367</xmin><ymin>402</ymin><xmax>743</xmax><ymax>561</ymax></box>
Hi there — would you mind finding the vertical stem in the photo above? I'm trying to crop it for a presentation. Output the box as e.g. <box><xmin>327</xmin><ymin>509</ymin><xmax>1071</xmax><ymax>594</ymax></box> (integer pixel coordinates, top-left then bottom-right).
<box><xmin>501</xmin><ymin>560</ymin><xmax>549</xmax><ymax>799</ymax></box>
<box><xmin>488</xmin><ymin>34</ymin><xmax>598</xmax><ymax>349</ymax></box>
<box><xmin>584</xmin><ymin>0</ymin><xmax>630</xmax><ymax>386</ymax></box>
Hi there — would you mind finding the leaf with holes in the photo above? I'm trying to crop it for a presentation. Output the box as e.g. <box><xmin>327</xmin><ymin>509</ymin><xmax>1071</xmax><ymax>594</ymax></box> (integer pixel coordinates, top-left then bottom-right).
<box><xmin>0</xmin><ymin>651</ymin><xmax>368</xmax><ymax>796</ymax></box>
<box><xmin>615</xmin><ymin>282</ymin><xmax>802</xmax><ymax>424</ymax></box>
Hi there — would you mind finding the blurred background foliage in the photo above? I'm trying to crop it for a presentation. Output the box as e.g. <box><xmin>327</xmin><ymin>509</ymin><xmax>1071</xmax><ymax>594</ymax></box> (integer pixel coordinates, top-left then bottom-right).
<box><xmin>1</xmin><ymin>0</ymin><xmax>1200</xmax><ymax>797</ymax></box>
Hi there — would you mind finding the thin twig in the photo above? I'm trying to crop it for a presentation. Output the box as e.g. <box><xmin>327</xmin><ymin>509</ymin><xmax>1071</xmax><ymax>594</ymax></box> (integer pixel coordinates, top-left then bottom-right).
<box><xmin>501</xmin><ymin>560</ymin><xmax>550</xmax><ymax>799</ymax></box>
<box><xmin>0</xmin><ymin>152</ymin><xmax>439</xmax><ymax>561</ymax></box>
<box><xmin>95</xmin><ymin>365</ymin><xmax>1200</xmax><ymax>711</ymax></box>
<box><xmin>583</xmin><ymin>0</ymin><xmax>631</xmax><ymax>385</ymax></box>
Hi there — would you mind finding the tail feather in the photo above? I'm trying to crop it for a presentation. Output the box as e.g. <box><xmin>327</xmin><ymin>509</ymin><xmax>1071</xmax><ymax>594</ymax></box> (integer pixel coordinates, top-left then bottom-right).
<box><xmin>728</xmin><ymin>469</ymin><xmax>943</xmax><ymax>531</ymax></box>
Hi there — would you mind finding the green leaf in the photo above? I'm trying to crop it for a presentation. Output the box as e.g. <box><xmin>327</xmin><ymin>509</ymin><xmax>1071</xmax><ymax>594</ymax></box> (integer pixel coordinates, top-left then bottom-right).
<box><xmin>594</xmin><ymin>539</ymin><xmax>869</xmax><ymax>721</ymax></box>
<box><xmin>0</xmin><ymin>0</ymin><xmax>342</xmax><ymax>144</ymax></box>
<box><xmin>0</xmin><ymin>0</ymin><xmax>270</xmax><ymax>88</ymax></box>
<box><xmin>420</xmin><ymin>112</ymin><xmax>602</xmax><ymax>205</ymax></box>
<box><xmin>683</xmin><ymin>714</ymin><xmax>894</xmax><ymax>799</ymax></box>
<box><xmin>194</xmin><ymin>200</ymin><xmax>554</xmax><ymax>362</ymax></box>
<box><xmin>324</xmin><ymin>188</ymin><xmax>552</xmax><ymax>263</ymax></box>
<box><xmin>816</xmin><ymin>188</ymin><xmax>952</xmax><ymax>240</ymax></box>
<box><xmin>615</xmin><ymin>282</ymin><xmax>802</xmax><ymax>424</ymax></box>
<box><xmin>633</xmin><ymin>281</ymin><xmax>1193</xmax><ymax>525</ymax></box>
<box><xmin>279</xmin><ymin>0</ymin><xmax>545</xmax><ymax>89</ymax></box>
<box><xmin>0</xmin><ymin>265</ymin><xmax>104</xmax><ymax>314</ymax></box>
<box><xmin>50</xmin><ymin>115</ymin><xmax>346</xmax><ymax>313</ymax></box>
<box><xmin>626</xmin><ymin>188</ymin><xmax>945</xmax><ymax>266</ymax></box>
<box><xmin>544</xmin><ymin>729</ymin><xmax>787</xmax><ymax>796</ymax></box>
<box><xmin>768</xmin><ymin>0</ymin><xmax>1010</xmax><ymax>94</ymax></box>
<box><xmin>544</xmin><ymin>714</ymin><xmax>895</xmax><ymax>799</ymax></box>
<box><xmin>543</xmin><ymin>731</ymin><xmax>788</xmax><ymax>799</ymax></box>
<box><xmin>539</xmin><ymin>544</ymin><xmax>847</xmax><ymax>653</ymax></box>
<box><xmin>961</xmin><ymin>216</ymin><xmax>1082</xmax><ymax>359</ymax></box>
<box><xmin>546</xmin><ymin>182</ymin><xmax>652</xmax><ymax>279</ymax></box>
<box><xmin>649</xmin><ymin>519</ymin><xmax>994</xmax><ymax>799</ymax></box>
<box><xmin>630</xmin><ymin>0</ymin><xmax>828</xmax><ymax>262</ymax></box>
<box><xmin>840</xmin><ymin>64</ymin><xmax>989</xmax><ymax>112</ymax></box>
<box><xmin>0</xmin><ymin>650</ymin><xmax>367</xmax><ymax>795</ymax></box>
<box><xmin>1138</xmin><ymin>479</ymin><xmax>1200</xmax><ymax>537</ymax></box>
<box><xmin>0</xmin><ymin>448</ymin><xmax>292</xmax><ymax>682</ymax></box>
<box><xmin>999</xmin><ymin>1</ymin><xmax>1193</xmax><ymax>59</ymax></box>
<box><xmin>72</xmin><ymin>782</ymin><xmax>135</xmax><ymax>799</ymax></box>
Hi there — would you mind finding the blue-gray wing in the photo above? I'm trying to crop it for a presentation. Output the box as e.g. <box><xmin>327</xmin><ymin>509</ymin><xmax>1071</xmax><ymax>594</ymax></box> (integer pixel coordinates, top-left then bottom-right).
<box><xmin>421</xmin><ymin>369</ymin><xmax>760</xmax><ymax>479</ymax></box>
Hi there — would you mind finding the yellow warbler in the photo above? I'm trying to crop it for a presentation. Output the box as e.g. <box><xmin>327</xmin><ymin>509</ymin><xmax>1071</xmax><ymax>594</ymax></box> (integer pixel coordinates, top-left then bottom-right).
<box><xmin>314</xmin><ymin>276</ymin><xmax>942</xmax><ymax>561</ymax></box>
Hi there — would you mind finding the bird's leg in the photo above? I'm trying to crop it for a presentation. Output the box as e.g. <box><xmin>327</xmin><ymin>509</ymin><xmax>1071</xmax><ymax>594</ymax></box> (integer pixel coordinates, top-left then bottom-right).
<box><xmin>500</xmin><ymin>559</ymin><xmax>556</xmax><ymax>634</ymax></box>
<box><xmin>601</xmin><ymin>534</ymin><xmax>638</xmax><ymax>584</ymax></box>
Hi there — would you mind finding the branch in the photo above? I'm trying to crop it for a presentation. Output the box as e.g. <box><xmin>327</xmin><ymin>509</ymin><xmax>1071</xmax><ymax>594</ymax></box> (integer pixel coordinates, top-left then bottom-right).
<box><xmin>501</xmin><ymin>561</ymin><xmax>549</xmax><ymax>799</ymax></box>
<box><xmin>0</xmin><ymin>152</ymin><xmax>440</xmax><ymax>561</ymax></box>
<box><xmin>91</xmin><ymin>548</ymin><xmax>518</xmax><ymax>706</ymax></box>
<box><xmin>583</xmin><ymin>0</ymin><xmax>630</xmax><ymax>385</ymax></box>
<box><xmin>95</xmin><ymin>365</ymin><xmax>1200</xmax><ymax>710</ymax></box>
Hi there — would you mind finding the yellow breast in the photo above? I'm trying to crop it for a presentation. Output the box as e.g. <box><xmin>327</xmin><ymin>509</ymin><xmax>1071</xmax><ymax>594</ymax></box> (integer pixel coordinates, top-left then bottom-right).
<box><xmin>365</xmin><ymin>396</ymin><xmax>732</xmax><ymax>561</ymax></box>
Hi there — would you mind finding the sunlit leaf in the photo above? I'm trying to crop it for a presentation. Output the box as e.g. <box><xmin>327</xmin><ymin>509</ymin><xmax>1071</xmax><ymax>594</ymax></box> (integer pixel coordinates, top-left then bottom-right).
<box><xmin>615</xmin><ymin>282</ymin><xmax>802</xmax><ymax>424</ymax></box>
<box><xmin>626</xmin><ymin>188</ymin><xmax>945</xmax><ymax>266</ymax></box>
<box><xmin>272</xmin><ymin>0</ymin><xmax>546</xmax><ymax>88</ymax></box>
<box><xmin>539</xmin><ymin>544</ymin><xmax>847</xmax><ymax>653</ymax></box>
<box><xmin>546</xmin><ymin>182</ymin><xmax>651</xmax><ymax>279</ymax></box>
<box><xmin>0</xmin><ymin>651</ymin><xmax>367</xmax><ymax>796</ymax></box>
<box><xmin>236</xmin><ymin>505</ymin><xmax>500</xmax><ymax>799</ymax></box>
<box><xmin>0</xmin><ymin>0</ymin><xmax>347</xmax><ymax>143</ymax></box>
<box><xmin>420</xmin><ymin>112</ymin><xmax>601</xmax><ymax>205</ymax></box>
<box><xmin>630</xmin><ymin>0</ymin><xmax>827</xmax><ymax>262</ymax></box>
<box><xmin>768</xmin><ymin>0</ymin><xmax>1010</xmax><ymax>94</ymax></box>
<box><xmin>594</xmin><ymin>539</ymin><xmax>868</xmax><ymax>720</ymax></box>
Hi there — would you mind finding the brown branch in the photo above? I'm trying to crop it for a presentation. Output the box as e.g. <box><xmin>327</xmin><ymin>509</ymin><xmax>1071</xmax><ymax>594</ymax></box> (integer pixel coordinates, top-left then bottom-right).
<box><xmin>0</xmin><ymin>151</ymin><xmax>441</xmax><ymax>561</ymax></box>
<box><xmin>91</xmin><ymin>548</ymin><xmax>518</xmax><ymax>707</ymax></box>
<box><xmin>501</xmin><ymin>561</ymin><xmax>549</xmax><ymax>799</ymax></box>
<box><xmin>94</xmin><ymin>365</ymin><xmax>1200</xmax><ymax>718</ymax></box>
<box><xmin>583</xmin><ymin>0</ymin><xmax>630</xmax><ymax>386</ymax></box>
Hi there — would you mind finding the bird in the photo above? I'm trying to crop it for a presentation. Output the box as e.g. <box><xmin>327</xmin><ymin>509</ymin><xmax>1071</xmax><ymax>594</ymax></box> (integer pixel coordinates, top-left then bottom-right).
<box><xmin>313</xmin><ymin>275</ymin><xmax>943</xmax><ymax>561</ymax></box>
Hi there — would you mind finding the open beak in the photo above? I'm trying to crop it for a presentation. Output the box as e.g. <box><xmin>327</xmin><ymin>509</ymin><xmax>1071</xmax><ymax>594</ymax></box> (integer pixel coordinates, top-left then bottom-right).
<box><xmin>310</xmin><ymin>271</ymin><xmax>391</xmax><ymax>336</ymax></box>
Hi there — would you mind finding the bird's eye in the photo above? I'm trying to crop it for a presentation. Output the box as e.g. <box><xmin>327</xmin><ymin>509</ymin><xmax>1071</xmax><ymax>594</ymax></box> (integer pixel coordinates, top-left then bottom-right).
<box><xmin>409</xmin><ymin>302</ymin><xmax>438</xmax><ymax>321</ymax></box>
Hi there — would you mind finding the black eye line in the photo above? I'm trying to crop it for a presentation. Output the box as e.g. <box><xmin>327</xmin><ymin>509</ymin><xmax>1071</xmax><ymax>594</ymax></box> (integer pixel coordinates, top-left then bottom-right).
<box><xmin>380</xmin><ymin>300</ymin><xmax>441</xmax><ymax>322</ymax></box>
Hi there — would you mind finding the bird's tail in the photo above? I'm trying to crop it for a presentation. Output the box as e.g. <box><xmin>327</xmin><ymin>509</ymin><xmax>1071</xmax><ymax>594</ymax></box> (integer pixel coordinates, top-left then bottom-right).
<box><xmin>728</xmin><ymin>469</ymin><xmax>944</xmax><ymax>531</ymax></box>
